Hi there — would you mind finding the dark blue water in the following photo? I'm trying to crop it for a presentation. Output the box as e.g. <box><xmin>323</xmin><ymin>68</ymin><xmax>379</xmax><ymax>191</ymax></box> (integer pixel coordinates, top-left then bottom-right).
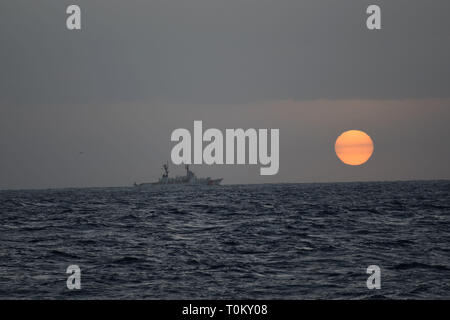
<box><xmin>1</xmin><ymin>181</ymin><xmax>450</xmax><ymax>299</ymax></box>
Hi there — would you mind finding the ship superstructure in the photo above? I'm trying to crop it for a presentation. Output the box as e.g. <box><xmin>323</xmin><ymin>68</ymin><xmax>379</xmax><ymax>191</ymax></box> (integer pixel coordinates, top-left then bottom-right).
<box><xmin>134</xmin><ymin>163</ymin><xmax>222</xmax><ymax>187</ymax></box>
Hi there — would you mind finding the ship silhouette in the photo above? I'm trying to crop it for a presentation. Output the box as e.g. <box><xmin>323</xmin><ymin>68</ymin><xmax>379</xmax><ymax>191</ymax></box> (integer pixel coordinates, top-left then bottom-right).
<box><xmin>134</xmin><ymin>163</ymin><xmax>223</xmax><ymax>187</ymax></box>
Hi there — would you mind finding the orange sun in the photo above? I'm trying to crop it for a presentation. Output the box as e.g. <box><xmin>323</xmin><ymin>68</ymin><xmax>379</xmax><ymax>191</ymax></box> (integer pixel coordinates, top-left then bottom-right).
<box><xmin>335</xmin><ymin>130</ymin><xmax>374</xmax><ymax>166</ymax></box>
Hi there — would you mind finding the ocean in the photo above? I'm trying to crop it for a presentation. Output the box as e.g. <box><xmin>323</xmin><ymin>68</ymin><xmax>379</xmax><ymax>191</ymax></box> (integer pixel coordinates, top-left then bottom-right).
<box><xmin>1</xmin><ymin>180</ymin><xmax>449</xmax><ymax>299</ymax></box>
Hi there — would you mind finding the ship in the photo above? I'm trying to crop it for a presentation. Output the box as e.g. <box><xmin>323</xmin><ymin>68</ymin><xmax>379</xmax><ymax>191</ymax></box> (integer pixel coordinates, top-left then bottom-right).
<box><xmin>134</xmin><ymin>163</ymin><xmax>223</xmax><ymax>187</ymax></box>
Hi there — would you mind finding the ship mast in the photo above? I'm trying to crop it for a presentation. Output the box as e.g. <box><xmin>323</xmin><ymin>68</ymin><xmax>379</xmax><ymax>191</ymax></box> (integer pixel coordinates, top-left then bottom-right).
<box><xmin>162</xmin><ymin>162</ymin><xmax>169</xmax><ymax>178</ymax></box>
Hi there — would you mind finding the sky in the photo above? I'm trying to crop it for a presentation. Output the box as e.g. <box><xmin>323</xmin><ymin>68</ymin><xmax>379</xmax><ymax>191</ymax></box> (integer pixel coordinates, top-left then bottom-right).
<box><xmin>0</xmin><ymin>0</ymin><xmax>449</xmax><ymax>189</ymax></box>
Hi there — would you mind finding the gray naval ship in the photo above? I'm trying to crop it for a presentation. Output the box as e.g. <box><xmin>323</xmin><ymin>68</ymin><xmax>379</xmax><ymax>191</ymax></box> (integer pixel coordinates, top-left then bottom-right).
<box><xmin>134</xmin><ymin>163</ymin><xmax>223</xmax><ymax>187</ymax></box>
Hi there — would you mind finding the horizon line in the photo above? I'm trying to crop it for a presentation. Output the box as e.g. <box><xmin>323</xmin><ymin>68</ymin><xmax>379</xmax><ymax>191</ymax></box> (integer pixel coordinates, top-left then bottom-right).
<box><xmin>1</xmin><ymin>178</ymin><xmax>449</xmax><ymax>192</ymax></box>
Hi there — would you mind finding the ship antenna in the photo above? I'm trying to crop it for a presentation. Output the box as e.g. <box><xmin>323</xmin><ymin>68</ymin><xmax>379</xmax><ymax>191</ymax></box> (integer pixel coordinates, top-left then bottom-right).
<box><xmin>162</xmin><ymin>162</ymin><xmax>169</xmax><ymax>177</ymax></box>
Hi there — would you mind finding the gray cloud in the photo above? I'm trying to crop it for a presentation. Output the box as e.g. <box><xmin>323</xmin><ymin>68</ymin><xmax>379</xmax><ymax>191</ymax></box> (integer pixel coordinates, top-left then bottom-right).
<box><xmin>1</xmin><ymin>0</ymin><xmax>449</xmax><ymax>104</ymax></box>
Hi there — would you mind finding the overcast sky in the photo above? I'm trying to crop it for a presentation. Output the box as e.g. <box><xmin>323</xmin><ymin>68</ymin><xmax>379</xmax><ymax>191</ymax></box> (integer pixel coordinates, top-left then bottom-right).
<box><xmin>1</xmin><ymin>0</ymin><xmax>449</xmax><ymax>189</ymax></box>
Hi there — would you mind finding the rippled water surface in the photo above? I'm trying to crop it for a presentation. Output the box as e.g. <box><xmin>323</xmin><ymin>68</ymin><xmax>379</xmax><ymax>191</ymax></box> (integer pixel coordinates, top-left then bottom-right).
<box><xmin>1</xmin><ymin>181</ymin><xmax>450</xmax><ymax>299</ymax></box>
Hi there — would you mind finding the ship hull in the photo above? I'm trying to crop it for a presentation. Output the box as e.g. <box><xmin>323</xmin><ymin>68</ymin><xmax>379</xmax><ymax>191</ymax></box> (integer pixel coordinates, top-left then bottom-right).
<box><xmin>135</xmin><ymin>178</ymin><xmax>223</xmax><ymax>187</ymax></box>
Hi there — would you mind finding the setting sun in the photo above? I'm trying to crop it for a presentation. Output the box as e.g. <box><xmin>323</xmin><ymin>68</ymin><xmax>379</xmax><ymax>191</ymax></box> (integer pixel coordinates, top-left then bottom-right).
<box><xmin>335</xmin><ymin>130</ymin><xmax>374</xmax><ymax>166</ymax></box>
